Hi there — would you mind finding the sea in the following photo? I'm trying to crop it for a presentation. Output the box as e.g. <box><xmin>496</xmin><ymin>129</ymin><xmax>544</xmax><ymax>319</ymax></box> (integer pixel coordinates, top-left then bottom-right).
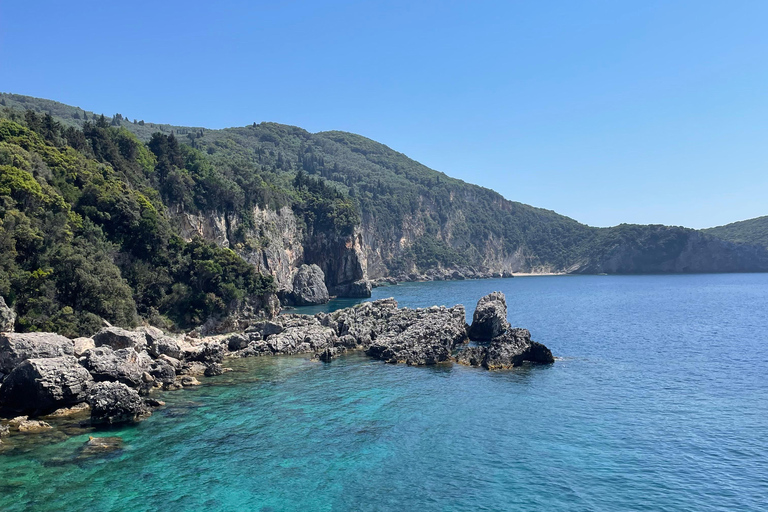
<box><xmin>1</xmin><ymin>274</ymin><xmax>767</xmax><ymax>511</ymax></box>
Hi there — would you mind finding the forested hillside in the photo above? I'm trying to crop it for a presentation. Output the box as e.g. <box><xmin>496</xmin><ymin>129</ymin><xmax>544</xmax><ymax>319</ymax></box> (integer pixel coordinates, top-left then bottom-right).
<box><xmin>703</xmin><ymin>216</ymin><xmax>768</xmax><ymax>248</ymax></box>
<box><xmin>1</xmin><ymin>92</ymin><xmax>767</xmax><ymax>336</ymax></box>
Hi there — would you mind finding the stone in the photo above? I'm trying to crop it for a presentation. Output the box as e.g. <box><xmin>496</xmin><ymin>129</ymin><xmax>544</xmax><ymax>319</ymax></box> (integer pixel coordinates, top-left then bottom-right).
<box><xmin>366</xmin><ymin>305</ymin><xmax>469</xmax><ymax>365</ymax></box>
<box><xmin>144</xmin><ymin>398</ymin><xmax>165</xmax><ymax>408</ymax></box>
<box><xmin>72</xmin><ymin>337</ymin><xmax>95</xmax><ymax>357</ymax></box>
<box><xmin>0</xmin><ymin>332</ymin><xmax>74</xmax><ymax>374</ymax></box>
<box><xmin>289</xmin><ymin>264</ymin><xmax>330</xmax><ymax>305</ymax></box>
<box><xmin>180</xmin><ymin>376</ymin><xmax>201</xmax><ymax>387</ymax></box>
<box><xmin>0</xmin><ymin>296</ymin><xmax>15</xmax><ymax>332</ymax></box>
<box><xmin>332</xmin><ymin>279</ymin><xmax>372</xmax><ymax>298</ymax></box>
<box><xmin>146</xmin><ymin>334</ymin><xmax>183</xmax><ymax>360</ymax></box>
<box><xmin>79</xmin><ymin>436</ymin><xmax>124</xmax><ymax>458</ymax></box>
<box><xmin>456</xmin><ymin>328</ymin><xmax>554</xmax><ymax>370</ymax></box>
<box><xmin>226</xmin><ymin>334</ymin><xmax>249</xmax><ymax>352</ymax></box>
<box><xmin>148</xmin><ymin>359</ymin><xmax>176</xmax><ymax>386</ymax></box>
<box><xmin>0</xmin><ymin>356</ymin><xmax>93</xmax><ymax>414</ymax></box>
<box><xmin>79</xmin><ymin>346</ymin><xmax>150</xmax><ymax>388</ymax></box>
<box><xmin>204</xmin><ymin>363</ymin><xmax>224</xmax><ymax>377</ymax></box>
<box><xmin>180</xmin><ymin>341</ymin><xmax>224</xmax><ymax>365</ymax></box>
<box><xmin>0</xmin><ymin>424</ymin><xmax>9</xmax><ymax>437</ymax></box>
<box><xmin>93</xmin><ymin>327</ymin><xmax>148</xmax><ymax>352</ymax></box>
<box><xmin>88</xmin><ymin>381</ymin><xmax>150</xmax><ymax>425</ymax></box>
<box><xmin>16</xmin><ymin>419</ymin><xmax>53</xmax><ymax>432</ymax></box>
<box><xmin>468</xmin><ymin>292</ymin><xmax>510</xmax><ymax>341</ymax></box>
<box><xmin>43</xmin><ymin>402</ymin><xmax>91</xmax><ymax>418</ymax></box>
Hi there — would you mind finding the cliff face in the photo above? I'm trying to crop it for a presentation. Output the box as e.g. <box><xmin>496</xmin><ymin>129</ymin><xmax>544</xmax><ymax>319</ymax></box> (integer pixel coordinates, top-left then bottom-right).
<box><xmin>173</xmin><ymin>206</ymin><xmax>370</xmax><ymax>298</ymax></box>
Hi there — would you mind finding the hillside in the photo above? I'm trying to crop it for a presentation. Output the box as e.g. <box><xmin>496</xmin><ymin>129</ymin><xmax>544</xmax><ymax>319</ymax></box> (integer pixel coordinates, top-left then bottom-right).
<box><xmin>703</xmin><ymin>216</ymin><xmax>768</xmax><ymax>248</ymax></box>
<box><xmin>1</xmin><ymin>92</ymin><xmax>767</xmax><ymax>335</ymax></box>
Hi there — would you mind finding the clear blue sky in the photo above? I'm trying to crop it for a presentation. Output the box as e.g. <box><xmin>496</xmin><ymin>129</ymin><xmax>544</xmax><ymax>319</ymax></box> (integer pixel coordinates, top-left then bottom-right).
<box><xmin>1</xmin><ymin>0</ymin><xmax>766</xmax><ymax>229</ymax></box>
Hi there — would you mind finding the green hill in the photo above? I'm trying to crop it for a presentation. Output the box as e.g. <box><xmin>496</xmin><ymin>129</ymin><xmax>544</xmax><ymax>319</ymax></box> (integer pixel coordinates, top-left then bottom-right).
<box><xmin>1</xmin><ymin>92</ymin><xmax>766</xmax><ymax>336</ymax></box>
<box><xmin>703</xmin><ymin>216</ymin><xmax>768</xmax><ymax>248</ymax></box>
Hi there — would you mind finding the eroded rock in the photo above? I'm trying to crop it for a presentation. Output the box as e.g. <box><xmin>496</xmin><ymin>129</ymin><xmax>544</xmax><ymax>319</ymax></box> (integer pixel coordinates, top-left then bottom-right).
<box><xmin>0</xmin><ymin>332</ymin><xmax>74</xmax><ymax>374</ymax></box>
<box><xmin>93</xmin><ymin>327</ymin><xmax>148</xmax><ymax>352</ymax></box>
<box><xmin>88</xmin><ymin>381</ymin><xmax>150</xmax><ymax>425</ymax></box>
<box><xmin>0</xmin><ymin>296</ymin><xmax>15</xmax><ymax>332</ymax></box>
<box><xmin>468</xmin><ymin>292</ymin><xmax>510</xmax><ymax>341</ymax></box>
<box><xmin>0</xmin><ymin>356</ymin><xmax>92</xmax><ymax>414</ymax></box>
<box><xmin>290</xmin><ymin>264</ymin><xmax>330</xmax><ymax>305</ymax></box>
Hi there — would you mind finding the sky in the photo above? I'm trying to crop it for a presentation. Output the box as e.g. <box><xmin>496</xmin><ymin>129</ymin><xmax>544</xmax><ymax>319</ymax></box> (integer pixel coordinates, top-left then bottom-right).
<box><xmin>1</xmin><ymin>0</ymin><xmax>766</xmax><ymax>229</ymax></box>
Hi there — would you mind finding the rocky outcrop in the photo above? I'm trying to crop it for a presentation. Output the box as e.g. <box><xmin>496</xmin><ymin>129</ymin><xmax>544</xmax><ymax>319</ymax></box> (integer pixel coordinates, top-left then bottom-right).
<box><xmin>366</xmin><ymin>305</ymin><xmax>468</xmax><ymax>365</ymax></box>
<box><xmin>93</xmin><ymin>327</ymin><xmax>148</xmax><ymax>352</ymax></box>
<box><xmin>330</xmin><ymin>279</ymin><xmax>372</xmax><ymax>298</ymax></box>
<box><xmin>456</xmin><ymin>328</ymin><xmax>554</xmax><ymax>369</ymax></box>
<box><xmin>0</xmin><ymin>356</ymin><xmax>93</xmax><ymax>414</ymax></box>
<box><xmin>78</xmin><ymin>347</ymin><xmax>151</xmax><ymax>389</ymax></box>
<box><xmin>468</xmin><ymin>292</ymin><xmax>510</xmax><ymax>341</ymax></box>
<box><xmin>88</xmin><ymin>381</ymin><xmax>150</xmax><ymax>425</ymax></box>
<box><xmin>0</xmin><ymin>296</ymin><xmax>15</xmax><ymax>332</ymax></box>
<box><xmin>289</xmin><ymin>264</ymin><xmax>329</xmax><ymax>305</ymax></box>
<box><xmin>73</xmin><ymin>337</ymin><xmax>95</xmax><ymax>357</ymax></box>
<box><xmin>0</xmin><ymin>332</ymin><xmax>74</xmax><ymax>374</ymax></box>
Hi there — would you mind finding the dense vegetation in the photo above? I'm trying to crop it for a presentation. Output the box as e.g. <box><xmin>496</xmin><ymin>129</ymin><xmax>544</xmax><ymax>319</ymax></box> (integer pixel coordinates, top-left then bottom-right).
<box><xmin>0</xmin><ymin>111</ymin><xmax>278</xmax><ymax>336</ymax></box>
<box><xmin>703</xmin><ymin>216</ymin><xmax>768</xmax><ymax>248</ymax></box>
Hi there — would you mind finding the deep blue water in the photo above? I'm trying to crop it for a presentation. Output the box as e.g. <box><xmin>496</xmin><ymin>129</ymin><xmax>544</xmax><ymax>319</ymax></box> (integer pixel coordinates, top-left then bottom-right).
<box><xmin>2</xmin><ymin>274</ymin><xmax>768</xmax><ymax>511</ymax></box>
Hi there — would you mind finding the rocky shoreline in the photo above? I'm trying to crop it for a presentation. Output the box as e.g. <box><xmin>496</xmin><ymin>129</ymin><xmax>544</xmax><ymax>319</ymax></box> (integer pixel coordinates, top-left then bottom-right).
<box><xmin>0</xmin><ymin>292</ymin><xmax>552</xmax><ymax>447</ymax></box>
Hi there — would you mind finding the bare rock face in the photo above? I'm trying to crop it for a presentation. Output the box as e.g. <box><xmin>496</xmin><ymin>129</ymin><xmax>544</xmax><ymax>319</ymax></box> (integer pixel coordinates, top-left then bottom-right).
<box><xmin>79</xmin><ymin>346</ymin><xmax>151</xmax><ymax>388</ymax></box>
<box><xmin>330</xmin><ymin>280</ymin><xmax>372</xmax><ymax>298</ymax></box>
<box><xmin>468</xmin><ymin>292</ymin><xmax>510</xmax><ymax>341</ymax></box>
<box><xmin>88</xmin><ymin>381</ymin><xmax>150</xmax><ymax>425</ymax></box>
<box><xmin>73</xmin><ymin>337</ymin><xmax>96</xmax><ymax>357</ymax></box>
<box><xmin>93</xmin><ymin>327</ymin><xmax>148</xmax><ymax>352</ymax></box>
<box><xmin>289</xmin><ymin>264</ymin><xmax>330</xmax><ymax>306</ymax></box>
<box><xmin>0</xmin><ymin>296</ymin><xmax>15</xmax><ymax>332</ymax></box>
<box><xmin>0</xmin><ymin>356</ymin><xmax>93</xmax><ymax>414</ymax></box>
<box><xmin>0</xmin><ymin>332</ymin><xmax>74</xmax><ymax>374</ymax></box>
<box><xmin>456</xmin><ymin>328</ymin><xmax>554</xmax><ymax>369</ymax></box>
<box><xmin>146</xmin><ymin>334</ymin><xmax>183</xmax><ymax>360</ymax></box>
<box><xmin>366</xmin><ymin>305</ymin><xmax>469</xmax><ymax>365</ymax></box>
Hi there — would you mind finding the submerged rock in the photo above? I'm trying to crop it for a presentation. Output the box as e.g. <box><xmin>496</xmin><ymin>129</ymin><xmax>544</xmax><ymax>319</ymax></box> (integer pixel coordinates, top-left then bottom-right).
<box><xmin>468</xmin><ymin>292</ymin><xmax>510</xmax><ymax>341</ymax></box>
<box><xmin>79</xmin><ymin>436</ymin><xmax>124</xmax><ymax>458</ymax></box>
<box><xmin>0</xmin><ymin>296</ymin><xmax>15</xmax><ymax>332</ymax></box>
<box><xmin>289</xmin><ymin>264</ymin><xmax>330</xmax><ymax>306</ymax></box>
<box><xmin>0</xmin><ymin>332</ymin><xmax>74</xmax><ymax>374</ymax></box>
<box><xmin>88</xmin><ymin>382</ymin><xmax>150</xmax><ymax>425</ymax></box>
<box><xmin>42</xmin><ymin>402</ymin><xmax>91</xmax><ymax>418</ymax></box>
<box><xmin>0</xmin><ymin>356</ymin><xmax>93</xmax><ymax>414</ymax></box>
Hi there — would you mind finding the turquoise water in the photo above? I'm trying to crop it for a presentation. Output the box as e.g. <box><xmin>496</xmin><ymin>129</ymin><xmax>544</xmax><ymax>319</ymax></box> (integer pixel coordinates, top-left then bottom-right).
<box><xmin>2</xmin><ymin>274</ymin><xmax>768</xmax><ymax>511</ymax></box>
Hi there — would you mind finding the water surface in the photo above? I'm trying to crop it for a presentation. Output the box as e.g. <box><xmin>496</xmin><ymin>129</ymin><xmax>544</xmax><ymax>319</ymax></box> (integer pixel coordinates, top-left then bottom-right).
<box><xmin>2</xmin><ymin>274</ymin><xmax>767</xmax><ymax>511</ymax></box>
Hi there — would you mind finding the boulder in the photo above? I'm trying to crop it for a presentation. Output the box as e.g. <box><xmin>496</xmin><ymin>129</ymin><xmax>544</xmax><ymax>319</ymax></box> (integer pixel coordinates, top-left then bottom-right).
<box><xmin>0</xmin><ymin>332</ymin><xmax>74</xmax><ymax>374</ymax></box>
<box><xmin>367</xmin><ymin>305</ymin><xmax>469</xmax><ymax>365</ymax></box>
<box><xmin>289</xmin><ymin>264</ymin><xmax>330</xmax><ymax>306</ymax></box>
<box><xmin>456</xmin><ymin>328</ymin><xmax>554</xmax><ymax>370</ymax></box>
<box><xmin>73</xmin><ymin>337</ymin><xmax>95</xmax><ymax>357</ymax></box>
<box><xmin>0</xmin><ymin>356</ymin><xmax>93</xmax><ymax>414</ymax></box>
<box><xmin>148</xmin><ymin>359</ymin><xmax>176</xmax><ymax>386</ymax></box>
<box><xmin>468</xmin><ymin>292</ymin><xmax>510</xmax><ymax>341</ymax></box>
<box><xmin>225</xmin><ymin>334</ymin><xmax>249</xmax><ymax>352</ymax></box>
<box><xmin>331</xmin><ymin>280</ymin><xmax>372</xmax><ymax>298</ymax></box>
<box><xmin>79</xmin><ymin>347</ymin><xmax>150</xmax><ymax>388</ymax></box>
<box><xmin>93</xmin><ymin>327</ymin><xmax>148</xmax><ymax>352</ymax></box>
<box><xmin>146</xmin><ymin>334</ymin><xmax>182</xmax><ymax>360</ymax></box>
<box><xmin>88</xmin><ymin>381</ymin><xmax>150</xmax><ymax>425</ymax></box>
<box><xmin>180</xmin><ymin>376</ymin><xmax>201</xmax><ymax>387</ymax></box>
<box><xmin>180</xmin><ymin>341</ymin><xmax>224</xmax><ymax>365</ymax></box>
<box><xmin>0</xmin><ymin>296</ymin><xmax>15</xmax><ymax>332</ymax></box>
<box><xmin>204</xmin><ymin>363</ymin><xmax>224</xmax><ymax>377</ymax></box>
<box><xmin>42</xmin><ymin>402</ymin><xmax>91</xmax><ymax>418</ymax></box>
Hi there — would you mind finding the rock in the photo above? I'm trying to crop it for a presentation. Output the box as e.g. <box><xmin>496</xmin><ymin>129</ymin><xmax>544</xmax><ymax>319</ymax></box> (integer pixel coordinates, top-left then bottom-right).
<box><xmin>79</xmin><ymin>436</ymin><xmax>124</xmax><ymax>458</ymax></box>
<box><xmin>0</xmin><ymin>424</ymin><xmax>9</xmax><ymax>437</ymax></box>
<box><xmin>366</xmin><ymin>305</ymin><xmax>469</xmax><ymax>365</ymax></box>
<box><xmin>88</xmin><ymin>381</ymin><xmax>151</xmax><ymax>425</ymax></box>
<box><xmin>0</xmin><ymin>296</ymin><xmax>15</xmax><ymax>332</ymax></box>
<box><xmin>330</xmin><ymin>279</ymin><xmax>372</xmax><ymax>298</ymax></box>
<box><xmin>93</xmin><ymin>327</ymin><xmax>148</xmax><ymax>352</ymax></box>
<box><xmin>16</xmin><ymin>419</ymin><xmax>52</xmax><ymax>432</ymax></box>
<box><xmin>181</xmin><ymin>341</ymin><xmax>224</xmax><ymax>365</ymax></box>
<box><xmin>148</xmin><ymin>359</ymin><xmax>176</xmax><ymax>386</ymax></box>
<box><xmin>146</xmin><ymin>334</ymin><xmax>183</xmax><ymax>360</ymax></box>
<box><xmin>180</xmin><ymin>376</ymin><xmax>201</xmax><ymax>387</ymax></box>
<box><xmin>158</xmin><ymin>354</ymin><xmax>182</xmax><ymax>371</ymax></box>
<box><xmin>226</xmin><ymin>334</ymin><xmax>249</xmax><ymax>352</ymax></box>
<box><xmin>468</xmin><ymin>292</ymin><xmax>511</xmax><ymax>341</ymax></box>
<box><xmin>72</xmin><ymin>337</ymin><xmax>95</xmax><ymax>357</ymax></box>
<box><xmin>79</xmin><ymin>346</ymin><xmax>150</xmax><ymax>388</ymax></box>
<box><xmin>315</xmin><ymin>346</ymin><xmax>345</xmax><ymax>362</ymax></box>
<box><xmin>144</xmin><ymin>398</ymin><xmax>165</xmax><ymax>408</ymax></box>
<box><xmin>42</xmin><ymin>402</ymin><xmax>91</xmax><ymax>418</ymax></box>
<box><xmin>204</xmin><ymin>363</ymin><xmax>224</xmax><ymax>377</ymax></box>
<box><xmin>456</xmin><ymin>328</ymin><xmax>554</xmax><ymax>369</ymax></box>
<box><xmin>0</xmin><ymin>356</ymin><xmax>93</xmax><ymax>414</ymax></box>
<box><xmin>289</xmin><ymin>264</ymin><xmax>330</xmax><ymax>306</ymax></box>
<box><xmin>252</xmin><ymin>321</ymin><xmax>284</xmax><ymax>337</ymax></box>
<box><xmin>0</xmin><ymin>332</ymin><xmax>74</xmax><ymax>374</ymax></box>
